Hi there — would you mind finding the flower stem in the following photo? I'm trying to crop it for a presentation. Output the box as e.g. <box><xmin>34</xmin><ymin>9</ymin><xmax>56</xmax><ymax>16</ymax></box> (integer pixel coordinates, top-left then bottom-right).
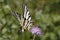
<box><xmin>33</xmin><ymin>34</ymin><xmax>36</xmax><ymax>40</ymax></box>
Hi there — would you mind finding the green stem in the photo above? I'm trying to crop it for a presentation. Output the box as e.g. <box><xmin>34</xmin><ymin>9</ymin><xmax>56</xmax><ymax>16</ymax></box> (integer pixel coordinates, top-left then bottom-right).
<box><xmin>33</xmin><ymin>34</ymin><xmax>36</xmax><ymax>40</ymax></box>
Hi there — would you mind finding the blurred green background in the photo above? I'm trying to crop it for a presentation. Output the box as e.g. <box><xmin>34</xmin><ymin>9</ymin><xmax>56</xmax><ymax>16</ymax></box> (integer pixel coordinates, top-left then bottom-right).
<box><xmin>0</xmin><ymin>0</ymin><xmax>60</xmax><ymax>40</ymax></box>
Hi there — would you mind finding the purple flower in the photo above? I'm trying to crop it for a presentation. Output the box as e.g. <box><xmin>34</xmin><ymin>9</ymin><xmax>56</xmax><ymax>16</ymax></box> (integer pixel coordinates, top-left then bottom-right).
<box><xmin>30</xmin><ymin>26</ymin><xmax>42</xmax><ymax>35</ymax></box>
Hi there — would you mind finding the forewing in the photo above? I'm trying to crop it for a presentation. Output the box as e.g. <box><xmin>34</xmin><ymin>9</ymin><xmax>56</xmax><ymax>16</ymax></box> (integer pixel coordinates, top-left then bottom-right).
<box><xmin>10</xmin><ymin>9</ymin><xmax>24</xmax><ymax>26</ymax></box>
<box><xmin>23</xmin><ymin>4</ymin><xmax>33</xmax><ymax>30</ymax></box>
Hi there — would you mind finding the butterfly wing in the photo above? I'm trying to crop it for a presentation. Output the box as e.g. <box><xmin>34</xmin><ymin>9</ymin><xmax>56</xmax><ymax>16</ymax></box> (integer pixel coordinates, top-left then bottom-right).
<box><xmin>23</xmin><ymin>5</ymin><xmax>33</xmax><ymax>31</ymax></box>
<box><xmin>10</xmin><ymin>9</ymin><xmax>25</xmax><ymax>32</ymax></box>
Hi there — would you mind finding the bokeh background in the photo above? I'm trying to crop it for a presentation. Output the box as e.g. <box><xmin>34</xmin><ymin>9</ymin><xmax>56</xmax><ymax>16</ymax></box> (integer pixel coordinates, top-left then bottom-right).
<box><xmin>0</xmin><ymin>0</ymin><xmax>60</xmax><ymax>40</ymax></box>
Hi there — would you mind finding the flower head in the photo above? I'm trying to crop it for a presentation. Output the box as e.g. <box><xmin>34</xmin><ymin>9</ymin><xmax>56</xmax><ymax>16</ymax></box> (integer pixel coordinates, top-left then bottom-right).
<box><xmin>30</xmin><ymin>26</ymin><xmax>42</xmax><ymax>35</ymax></box>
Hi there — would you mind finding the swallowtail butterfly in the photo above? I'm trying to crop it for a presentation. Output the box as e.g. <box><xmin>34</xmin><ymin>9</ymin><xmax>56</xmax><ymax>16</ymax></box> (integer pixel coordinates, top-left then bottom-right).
<box><xmin>10</xmin><ymin>4</ymin><xmax>33</xmax><ymax>32</ymax></box>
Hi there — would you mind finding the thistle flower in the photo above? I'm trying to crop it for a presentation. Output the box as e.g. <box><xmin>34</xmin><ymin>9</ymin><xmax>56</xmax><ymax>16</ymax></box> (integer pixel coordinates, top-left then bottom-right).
<box><xmin>30</xmin><ymin>26</ymin><xmax>42</xmax><ymax>35</ymax></box>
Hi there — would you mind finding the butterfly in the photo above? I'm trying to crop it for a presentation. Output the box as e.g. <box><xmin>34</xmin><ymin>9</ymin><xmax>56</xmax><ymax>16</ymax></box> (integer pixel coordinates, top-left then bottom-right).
<box><xmin>10</xmin><ymin>4</ymin><xmax>34</xmax><ymax>32</ymax></box>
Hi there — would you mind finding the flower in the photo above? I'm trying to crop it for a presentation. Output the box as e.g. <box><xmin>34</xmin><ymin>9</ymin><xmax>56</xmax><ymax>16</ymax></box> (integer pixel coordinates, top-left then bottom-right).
<box><xmin>30</xmin><ymin>26</ymin><xmax>42</xmax><ymax>35</ymax></box>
